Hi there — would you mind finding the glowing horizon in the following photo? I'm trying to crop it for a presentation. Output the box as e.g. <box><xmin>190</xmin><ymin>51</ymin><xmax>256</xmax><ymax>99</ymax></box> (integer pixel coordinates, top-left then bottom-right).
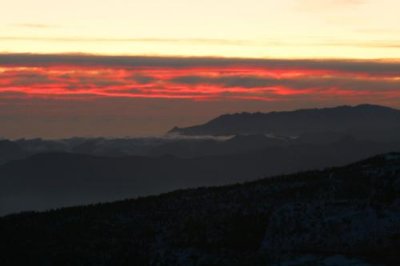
<box><xmin>1</xmin><ymin>0</ymin><xmax>400</xmax><ymax>59</ymax></box>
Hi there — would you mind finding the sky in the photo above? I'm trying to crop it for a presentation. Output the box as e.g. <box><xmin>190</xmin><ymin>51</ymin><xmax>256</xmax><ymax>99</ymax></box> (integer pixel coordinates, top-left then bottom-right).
<box><xmin>0</xmin><ymin>0</ymin><xmax>400</xmax><ymax>138</ymax></box>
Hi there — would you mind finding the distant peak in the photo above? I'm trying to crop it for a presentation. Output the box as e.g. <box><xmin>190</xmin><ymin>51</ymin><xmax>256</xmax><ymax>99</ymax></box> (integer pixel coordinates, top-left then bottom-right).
<box><xmin>354</xmin><ymin>103</ymin><xmax>394</xmax><ymax>109</ymax></box>
<box><xmin>211</xmin><ymin>104</ymin><xmax>395</xmax><ymax>120</ymax></box>
<box><xmin>168</xmin><ymin>126</ymin><xmax>181</xmax><ymax>133</ymax></box>
<box><xmin>167</xmin><ymin>103</ymin><xmax>400</xmax><ymax>136</ymax></box>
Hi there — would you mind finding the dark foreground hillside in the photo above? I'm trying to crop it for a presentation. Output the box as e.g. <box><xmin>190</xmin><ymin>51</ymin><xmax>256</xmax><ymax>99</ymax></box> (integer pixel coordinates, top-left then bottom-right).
<box><xmin>1</xmin><ymin>153</ymin><xmax>400</xmax><ymax>265</ymax></box>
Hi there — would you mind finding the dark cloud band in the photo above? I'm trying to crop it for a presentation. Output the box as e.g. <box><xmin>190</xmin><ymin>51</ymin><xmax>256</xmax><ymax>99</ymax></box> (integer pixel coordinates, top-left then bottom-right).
<box><xmin>1</xmin><ymin>53</ymin><xmax>399</xmax><ymax>75</ymax></box>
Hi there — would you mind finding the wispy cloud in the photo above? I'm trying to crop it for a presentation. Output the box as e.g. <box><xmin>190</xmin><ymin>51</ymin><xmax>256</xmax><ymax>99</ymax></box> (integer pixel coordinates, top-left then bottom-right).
<box><xmin>9</xmin><ymin>23</ymin><xmax>57</xmax><ymax>29</ymax></box>
<box><xmin>1</xmin><ymin>36</ymin><xmax>399</xmax><ymax>50</ymax></box>
<box><xmin>0</xmin><ymin>36</ymin><xmax>254</xmax><ymax>46</ymax></box>
<box><xmin>296</xmin><ymin>0</ymin><xmax>365</xmax><ymax>11</ymax></box>
<box><xmin>355</xmin><ymin>28</ymin><xmax>400</xmax><ymax>35</ymax></box>
<box><xmin>320</xmin><ymin>40</ymin><xmax>400</xmax><ymax>49</ymax></box>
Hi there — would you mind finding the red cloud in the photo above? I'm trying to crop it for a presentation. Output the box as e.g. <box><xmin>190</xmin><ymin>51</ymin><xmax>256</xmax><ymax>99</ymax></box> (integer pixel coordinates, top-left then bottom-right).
<box><xmin>1</xmin><ymin>58</ymin><xmax>399</xmax><ymax>103</ymax></box>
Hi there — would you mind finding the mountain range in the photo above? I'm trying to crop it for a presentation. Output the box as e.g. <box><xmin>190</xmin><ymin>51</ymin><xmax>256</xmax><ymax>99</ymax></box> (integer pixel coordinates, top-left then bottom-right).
<box><xmin>2</xmin><ymin>104</ymin><xmax>400</xmax><ymax>216</ymax></box>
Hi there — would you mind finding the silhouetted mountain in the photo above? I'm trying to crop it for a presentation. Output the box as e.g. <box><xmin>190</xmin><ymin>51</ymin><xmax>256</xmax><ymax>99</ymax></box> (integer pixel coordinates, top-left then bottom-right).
<box><xmin>1</xmin><ymin>138</ymin><xmax>399</xmax><ymax>216</ymax></box>
<box><xmin>1</xmin><ymin>153</ymin><xmax>399</xmax><ymax>265</ymax></box>
<box><xmin>169</xmin><ymin>104</ymin><xmax>400</xmax><ymax>141</ymax></box>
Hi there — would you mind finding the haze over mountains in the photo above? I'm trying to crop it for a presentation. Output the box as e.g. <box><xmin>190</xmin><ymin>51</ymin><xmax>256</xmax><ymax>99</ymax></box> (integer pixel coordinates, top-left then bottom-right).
<box><xmin>2</xmin><ymin>104</ymin><xmax>400</xmax><ymax>163</ymax></box>
<box><xmin>1</xmin><ymin>104</ymin><xmax>400</xmax><ymax>216</ymax></box>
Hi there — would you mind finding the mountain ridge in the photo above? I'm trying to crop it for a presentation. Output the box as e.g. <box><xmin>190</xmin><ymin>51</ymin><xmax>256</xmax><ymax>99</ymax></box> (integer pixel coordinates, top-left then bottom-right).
<box><xmin>169</xmin><ymin>104</ymin><xmax>400</xmax><ymax>139</ymax></box>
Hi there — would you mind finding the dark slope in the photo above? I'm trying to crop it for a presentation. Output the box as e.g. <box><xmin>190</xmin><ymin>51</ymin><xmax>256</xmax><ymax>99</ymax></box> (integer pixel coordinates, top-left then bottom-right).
<box><xmin>169</xmin><ymin>104</ymin><xmax>400</xmax><ymax>140</ymax></box>
<box><xmin>0</xmin><ymin>140</ymin><xmax>25</xmax><ymax>164</ymax></box>
<box><xmin>1</xmin><ymin>138</ymin><xmax>399</xmax><ymax>216</ymax></box>
<box><xmin>1</xmin><ymin>153</ymin><xmax>400</xmax><ymax>265</ymax></box>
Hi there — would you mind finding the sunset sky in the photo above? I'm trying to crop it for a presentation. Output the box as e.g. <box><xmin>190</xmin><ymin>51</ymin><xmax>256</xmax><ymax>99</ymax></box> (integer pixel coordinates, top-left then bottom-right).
<box><xmin>1</xmin><ymin>0</ymin><xmax>400</xmax><ymax>138</ymax></box>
